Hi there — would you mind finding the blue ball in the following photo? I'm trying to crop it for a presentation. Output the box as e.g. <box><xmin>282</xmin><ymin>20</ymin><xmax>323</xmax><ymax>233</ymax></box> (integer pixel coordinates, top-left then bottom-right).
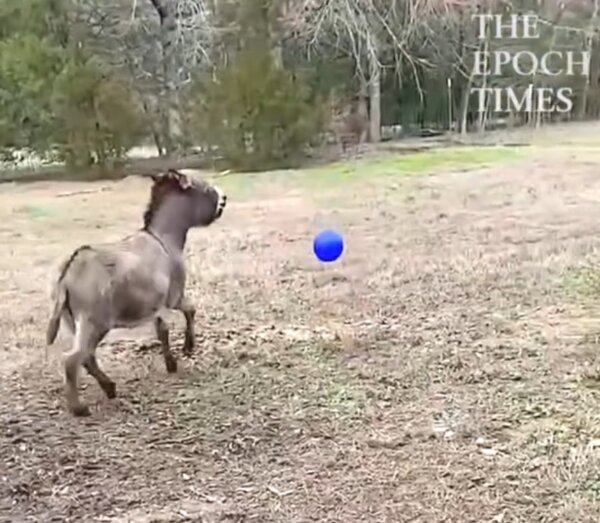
<box><xmin>313</xmin><ymin>229</ymin><xmax>344</xmax><ymax>262</ymax></box>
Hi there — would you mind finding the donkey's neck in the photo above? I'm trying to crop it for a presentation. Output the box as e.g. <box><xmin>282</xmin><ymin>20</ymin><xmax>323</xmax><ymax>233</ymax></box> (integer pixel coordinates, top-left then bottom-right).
<box><xmin>146</xmin><ymin>196</ymin><xmax>192</xmax><ymax>252</ymax></box>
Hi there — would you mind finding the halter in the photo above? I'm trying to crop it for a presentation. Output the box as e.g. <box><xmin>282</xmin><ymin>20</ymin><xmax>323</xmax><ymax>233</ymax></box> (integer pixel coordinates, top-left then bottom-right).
<box><xmin>144</xmin><ymin>228</ymin><xmax>170</xmax><ymax>255</ymax></box>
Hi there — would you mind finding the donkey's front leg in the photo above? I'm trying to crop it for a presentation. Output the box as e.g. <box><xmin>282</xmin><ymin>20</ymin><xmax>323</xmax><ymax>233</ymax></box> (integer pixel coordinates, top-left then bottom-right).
<box><xmin>178</xmin><ymin>298</ymin><xmax>196</xmax><ymax>356</ymax></box>
<box><xmin>155</xmin><ymin>316</ymin><xmax>177</xmax><ymax>373</ymax></box>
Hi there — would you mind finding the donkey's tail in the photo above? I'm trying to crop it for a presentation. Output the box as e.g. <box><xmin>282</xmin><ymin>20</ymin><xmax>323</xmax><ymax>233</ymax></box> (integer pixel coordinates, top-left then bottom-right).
<box><xmin>46</xmin><ymin>245</ymin><xmax>90</xmax><ymax>345</ymax></box>
<box><xmin>46</xmin><ymin>283</ymin><xmax>67</xmax><ymax>346</ymax></box>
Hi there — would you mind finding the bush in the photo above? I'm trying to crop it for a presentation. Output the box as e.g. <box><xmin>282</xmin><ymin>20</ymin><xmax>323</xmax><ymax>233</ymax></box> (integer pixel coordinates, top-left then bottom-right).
<box><xmin>0</xmin><ymin>2</ymin><xmax>144</xmax><ymax>171</ymax></box>
<box><xmin>0</xmin><ymin>34</ymin><xmax>65</xmax><ymax>152</ymax></box>
<box><xmin>184</xmin><ymin>48</ymin><xmax>325</xmax><ymax>171</ymax></box>
<box><xmin>50</xmin><ymin>60</ymin><xmax>144</xmax><ymax>169</ymax></box>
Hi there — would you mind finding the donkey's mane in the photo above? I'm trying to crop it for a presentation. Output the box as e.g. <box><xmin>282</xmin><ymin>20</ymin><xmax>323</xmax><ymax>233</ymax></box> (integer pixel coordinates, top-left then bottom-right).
<box><xmin>143</xmin><ymin>176</ymin><xmax>184</xmax><ymax>230</ymax></box>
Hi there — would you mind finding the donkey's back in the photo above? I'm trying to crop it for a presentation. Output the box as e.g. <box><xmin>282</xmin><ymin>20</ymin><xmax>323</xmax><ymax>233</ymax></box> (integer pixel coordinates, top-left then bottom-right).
<box><xmin>47</xmin><ymin>234</ymin><xmax>172</xmax><ymax>345</ymax></box>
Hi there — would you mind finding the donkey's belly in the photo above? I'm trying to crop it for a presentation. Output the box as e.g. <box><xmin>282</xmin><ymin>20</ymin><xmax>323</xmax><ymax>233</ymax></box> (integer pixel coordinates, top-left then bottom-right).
<box><xmin>112</xmin><ymin>301</ymin><xmax>164</xmax><ymax>329</ymax></box>
<box><xmin>110</xmin><ymin>280</ymin><xmax>169</xmax><ymax>328</ymax></box>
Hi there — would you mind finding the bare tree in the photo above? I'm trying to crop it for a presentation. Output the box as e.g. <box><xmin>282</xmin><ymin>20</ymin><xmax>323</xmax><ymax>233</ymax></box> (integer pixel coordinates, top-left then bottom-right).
<box><xmin>146</xmin><ymin>0</ymin><xmax>219</xmax><ymax>154</ymax></box>
<box><xmin>282</xmin><ymin>0</ymin><xmax>462</xmax><ymax>142</ymax></box>
<box><xmin>74</xmin><ymin>0</ymin><xmax>216</xmax><ymax>156</ymax></box>
<box><xmin>147</xmin><ymin>0</ymin><xmax>178</xmax><ymax>154</ymax></box>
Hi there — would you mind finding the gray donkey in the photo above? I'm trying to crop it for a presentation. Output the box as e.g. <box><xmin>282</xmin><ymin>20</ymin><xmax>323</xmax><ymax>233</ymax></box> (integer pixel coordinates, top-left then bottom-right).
<box><xmin>46</xmin><ymin>169</ymin><xmax>227</xmax><ymax>416</ymax></box>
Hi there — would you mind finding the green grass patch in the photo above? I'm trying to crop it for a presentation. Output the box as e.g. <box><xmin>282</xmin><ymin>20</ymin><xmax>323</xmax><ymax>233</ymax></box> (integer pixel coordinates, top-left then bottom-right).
<box><xmin>17</xmin><ymin>204</ymin><xmax>59</xmax><ymax>219</ymax></box>
<box><xmin>320</xmin><ymin>382</ymin><xmax>366</xmax><ymax>418</ymax></box>
<box><xmin>369</xmin><ymin>145</ymin><xmax>521</xmax><ymax>173</ymax></box>
<box><xmin>212</xmin><ymin>145</ymin><xmax>524</xmax><ymax>198</ymax></box>
<box><xmin>561</xmin><ymin>266</ymin><xmax>600</xmax><ymax>302</ymax></box>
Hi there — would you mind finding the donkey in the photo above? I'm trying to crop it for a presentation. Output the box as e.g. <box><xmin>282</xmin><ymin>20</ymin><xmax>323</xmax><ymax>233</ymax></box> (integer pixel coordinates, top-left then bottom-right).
<box><xmin>46</xmin><ymin>169</ymin><xmax>227</xmax><ymax>416</ymax></box>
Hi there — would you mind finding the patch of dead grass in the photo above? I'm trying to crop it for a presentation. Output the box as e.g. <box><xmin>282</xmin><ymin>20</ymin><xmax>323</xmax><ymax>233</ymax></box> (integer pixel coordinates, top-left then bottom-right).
<box><xmin>3</xmin><ymin>127</ymin><xmax>600</xmax><ymax>521</ymax></box>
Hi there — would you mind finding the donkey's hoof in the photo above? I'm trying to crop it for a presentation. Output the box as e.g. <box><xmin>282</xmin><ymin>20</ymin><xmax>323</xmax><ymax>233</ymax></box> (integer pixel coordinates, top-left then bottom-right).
<box><xmin>182</xmin><ymin>336</ymin><xmax>194</xmax><ymax>356</ymax></box>
<box><xmin>165</xmin><ymin>358</ymin><xmax>178</xmax><ymax>374</ymax></box>
<box><xmin>70</xmin><ymin>404</ymin><xmax>91</xmax><ymax>417</ymax></box>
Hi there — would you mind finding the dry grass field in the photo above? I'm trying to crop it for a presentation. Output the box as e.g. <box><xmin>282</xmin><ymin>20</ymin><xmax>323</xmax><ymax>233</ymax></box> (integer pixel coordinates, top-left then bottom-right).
<box><xmin>3</xmin><ymin>123</ymin><xmax>600</xmax><ymax>522</ymax></box>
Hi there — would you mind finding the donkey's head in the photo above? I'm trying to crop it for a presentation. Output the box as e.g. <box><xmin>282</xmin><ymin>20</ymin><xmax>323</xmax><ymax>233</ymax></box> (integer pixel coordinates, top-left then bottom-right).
<box><xmin>143</xmin><ymin>170</ymin><xmax>227</xmax><ymax>234</ymax></box>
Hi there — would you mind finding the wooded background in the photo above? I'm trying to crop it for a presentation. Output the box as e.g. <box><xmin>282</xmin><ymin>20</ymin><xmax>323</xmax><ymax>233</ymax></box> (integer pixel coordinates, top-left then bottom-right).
<box><xmin>1</xmin><ymin>0</ymin><xmax>599</xmax><ymax>172</ymax></box>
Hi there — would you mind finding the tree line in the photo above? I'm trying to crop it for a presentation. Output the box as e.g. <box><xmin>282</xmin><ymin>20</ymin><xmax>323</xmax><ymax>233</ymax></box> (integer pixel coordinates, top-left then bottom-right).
<box><xmin>1</xmin><ymin>0</ymin><xmax>599</xmax><ymax>172</ymax></box>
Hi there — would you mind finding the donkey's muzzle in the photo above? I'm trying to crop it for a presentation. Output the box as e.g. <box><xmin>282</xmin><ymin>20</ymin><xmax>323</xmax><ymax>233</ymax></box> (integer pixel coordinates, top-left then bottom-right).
<box><xmin>214</xmin><ymin>187</ymin><xmax>227</xmax><ymax>219</ymax></box>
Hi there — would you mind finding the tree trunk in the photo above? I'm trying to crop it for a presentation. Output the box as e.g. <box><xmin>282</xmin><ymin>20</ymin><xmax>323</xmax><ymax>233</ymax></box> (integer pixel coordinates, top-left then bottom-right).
<box><xmin>142</xmin><ymin>98</ymin><xmax>164</xmax><ymax>156</ymax></box>
<box><xmin>149</xmin><ymin>0</ymin><xmax>177</xmax><ymax>156</ymax></box>
<box><xmin>357</xmin><ymin>66</ymin><xmax>369</xmax><ymax>124</ymax></box>
<box><xmin>459</xmin><ymin>86</ymin><xmax>470</xmax><ymax>135</ymax></box>
<box><xmin>475</xmin><ymin>6</ymin><xmax>492</xmax><ymax>133</ymax></box>
<box><xmin>535</xmin><ymin>89</ymin><xmax>542</xmax><ymax>129</ymax></box>
<box><xmin>368</xmin><ymin>49</ymin><xmax>381</xmax><ymax>143</ymax></box>
<box><xmin>591</xmin><ymin>39</ymin><xmax>600</xmax><ymax>118</ymax></box>
<box><xmin>476</xmin><ymin>33</ymin><xmax>489</xmax><ymax>133</ymax></box>
<box><xmin>579</xmin><ymin>0</ymin><xmax>598</xmax><ymax>119</ymax></box>
<box><xmin>458</xmin><ymin>45</ymin><xmax>476</xmax><ymax>135</ymax></box>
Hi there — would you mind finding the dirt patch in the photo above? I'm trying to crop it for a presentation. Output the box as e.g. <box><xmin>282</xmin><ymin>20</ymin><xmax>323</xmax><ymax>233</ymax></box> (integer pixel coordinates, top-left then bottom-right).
<box><xmin>2</xmin><ymin>130</ymin><xmax>600</xmax><ymax>521</ymax></box>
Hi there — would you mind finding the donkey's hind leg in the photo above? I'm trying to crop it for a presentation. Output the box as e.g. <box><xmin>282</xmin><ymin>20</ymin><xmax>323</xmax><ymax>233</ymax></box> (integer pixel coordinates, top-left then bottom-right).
<box><xmin>84</xmin><ymin>354</ymin><xmax>116</xmax><ymax>399</ymax></box>
<box><xmin>180</xmin><ymin>299</ymin><xmax>196</xmax><ymax>356</ymax></box>
<box><xmin>64</xmin><ymin>317</ymin><xmax>106</xmax><ymax>416</ymax></box>
<box><xmin>155</xmin><ymin>316</ymin><xmax>177</xmax><ymax>373</ymax></box>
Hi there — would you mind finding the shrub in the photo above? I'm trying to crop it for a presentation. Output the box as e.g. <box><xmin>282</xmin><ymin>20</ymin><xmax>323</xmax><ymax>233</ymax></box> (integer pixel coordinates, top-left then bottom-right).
<box><xmin>0</xmin><ymin>34</ymin><xmax>65</xmax><ymax>152</ymax></box>
<box><xmin>50</xmin><ymin>60</ymin><xmax>144</xmax><ymax>169</ymax></box>
<box><xmin>184</xmin><ymin>48</ymin><xmax>325</xmax><ymax>171</ymax></box>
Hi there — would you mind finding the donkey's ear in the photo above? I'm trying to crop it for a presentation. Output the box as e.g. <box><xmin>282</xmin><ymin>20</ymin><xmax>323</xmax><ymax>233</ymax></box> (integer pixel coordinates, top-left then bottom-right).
<box><xmin>149</xmin><ymin>171</ymin><xmax>166</xmax><ymax>183</ymax></box>
<box><xmin>165</xmin><ymin>169</ymin><xmax>192</xmax><ymax>190</ymax></box>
